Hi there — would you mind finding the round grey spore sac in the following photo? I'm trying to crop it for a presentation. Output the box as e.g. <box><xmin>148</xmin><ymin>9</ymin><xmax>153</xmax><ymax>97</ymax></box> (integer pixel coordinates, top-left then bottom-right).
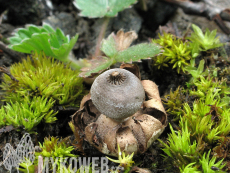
<box><xmin>90</xmin><ymin>68</ymin><xmax>145</xmax><ymax>122</ymax></box>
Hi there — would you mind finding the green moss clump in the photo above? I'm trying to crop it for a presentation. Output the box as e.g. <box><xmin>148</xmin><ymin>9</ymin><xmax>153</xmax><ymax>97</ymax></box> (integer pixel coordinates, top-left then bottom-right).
<box><xmin>19</xmin><ymin>136</ymin><xmax>79</xmax><ymax>173</ymax></box>
<box><xmin>199</xmin><ymin>150</ymin><xmax>225</xmax><ymax>173</ymax></box>
<box><xmin>0</xmin><ymin>53</ymin><xmax>84</xmax><ymax>131</ymax></box>
<box><xmin>187</xmin><ymin>24</ymin><xmax>223</xmax><ymax>52</ymax></box>
<box><xmin>153</xmin><ymin>32</ymin><xmax>192</xmax><ymax>73</ymax></box>
<box><xmin>162</xmin><ymin>86</ymin><xmax>185</xmax><ymax>121</ymax></box>
<box><xmin>36</xmin><ymin>136</ymin><xmax>77</xmax><ymax>158</ymax></box>
<box><xmin>159</xmin><ymin>123</ymin><xmax>201</xmax><ymax>169</ymax></box>
<box><xmin>160</xmin><ymin>120</ymin><xmax>227</xmax><ymax>172</ymax></box>
<box><xmin>152</xmin><ymin>24</ymin><xmax>224</xmax><ymax>74</ymax></box>
<box><xmin>160</xmin><ymin>57</ymin><xmax>230</xmax><ymax>172</ymax></box>
<box><xmin>1</xmin><ymin>53</ymin><xmax>84</xmax><ymax>105</ymax></box>
<box><xmin>185</xmin><ymin>60</ymin><xmax>230</xmax><ymax>99</ymax></box>
<box><xmin>0</xmin><ymin>95</ymin><xmax>57</xmax><ymax>131</ymax></box>
<box><xmin>183</xmin><ymin>89</ymin><xmax>230</xmax><ymax>144</ymax></box>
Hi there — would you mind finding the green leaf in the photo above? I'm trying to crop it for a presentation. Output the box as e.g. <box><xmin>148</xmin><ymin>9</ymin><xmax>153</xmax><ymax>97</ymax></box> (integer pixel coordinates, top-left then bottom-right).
<box><xmin>115</xmin><ymin>43</ymin><xmax>160</xmax><ymax>63</ymax></box>
<box><xmin>73</xmin><ymin>0</ymin><xmax>137</xmax><ymax>18</ymax></box>
<box><xmin>17</xmin><ymin>29</ymin><xmax>33</xmax><ymax>39</ymax></box>
<box><xmin>43</xmin><ymin>23</ymin><xmax>56</xmax><ymax>33</ymax></box>
<box><xmin>80</xmin><ymin>30</ymin><xmax>159</xmax><ymax>76</ymax></box>
<box><xmin>8</xmin><ymin>37</ymin><xmax>22</xmax><ymax>44</ymax></box>
<box><xmin>192</xmin><ymin>24</ymin><xmax>204</xmax><ymax>40</ymax></box>
<box><xmin>53</xmin><ymin>34</ymin><xmax>79</xmax><ymax>62</ymax></box>
<box><xmin>28</xmin><ymin>25</ymin><xmax>42</xmax><ymax>33</ymax></box>
<box><xmin>79</xmin><ymin>57</ymin><xmax>114</xmax><ymax>77</ymax></box>
<box><xmin>8</xmin><ymin>24</ymin><xmax>79</xmax><ymax>65</ymax></box>
<box><xmin>101</xmin><ymin>32</ymin><xmax>118</xmax><ymax>57</ymax></box>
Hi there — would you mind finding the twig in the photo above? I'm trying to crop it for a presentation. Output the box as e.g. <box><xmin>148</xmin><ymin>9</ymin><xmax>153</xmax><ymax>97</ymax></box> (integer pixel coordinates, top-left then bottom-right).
<box><xmin>0</xmin><ymin>66</ymin><xmax>19</xmax><ymax>82</ymax></box>
<box><xmin>0</xmin><ymin>41</ymin><xmax>25</xmax><ymax>61</ymax></box>
<box><xmin>213</xmin><ymin>14</ymin><xmax>230</xmax><ymax>35</ymax></box>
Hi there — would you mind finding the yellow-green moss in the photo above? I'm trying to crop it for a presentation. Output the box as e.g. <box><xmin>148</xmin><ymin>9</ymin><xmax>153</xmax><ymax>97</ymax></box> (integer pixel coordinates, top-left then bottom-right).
<box><xmin>1</xmin><ymin>53</ymin><xmax>84</xmax><ymax>106</ymax></box>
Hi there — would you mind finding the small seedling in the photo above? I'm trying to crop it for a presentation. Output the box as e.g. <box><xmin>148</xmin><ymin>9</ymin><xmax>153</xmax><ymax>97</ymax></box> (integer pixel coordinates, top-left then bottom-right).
<box><xmin>106</xmin><ymin>144</ymin><xmax>135</xmax><ymax>171</ymax></box>
<box><xmin>73</xmin><ymin>0</ymin><xmax>161</xmax><ymax>77</ymax></box>
<box><xmin>184</xmin><ymin>59</ymin><xmax>207</xmax><ymax>87</ymax></box>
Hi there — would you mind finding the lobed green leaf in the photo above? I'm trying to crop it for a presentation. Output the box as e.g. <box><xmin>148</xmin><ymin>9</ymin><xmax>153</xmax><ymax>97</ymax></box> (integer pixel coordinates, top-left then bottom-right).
<box><xmin>73</xmin><ymin>0</ymin><xmax>137</xmax><ymax>18</ymax></box>
<box><xmin>8</xmin><ymin>24</ymin><xmax>79</xmax><ymax>63</ymax></box>
<box><xmin>115</xmin><ymin>43</ymin><xmax>160</xmax><ymax>63</ymax></box>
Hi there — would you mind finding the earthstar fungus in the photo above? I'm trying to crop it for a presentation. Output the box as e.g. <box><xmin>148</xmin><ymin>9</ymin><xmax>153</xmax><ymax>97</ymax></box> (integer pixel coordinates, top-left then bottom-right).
<box><xmin>72</xmin><ymin>64</ymin><xmax>167</xmax><ymax>156</ymax></box>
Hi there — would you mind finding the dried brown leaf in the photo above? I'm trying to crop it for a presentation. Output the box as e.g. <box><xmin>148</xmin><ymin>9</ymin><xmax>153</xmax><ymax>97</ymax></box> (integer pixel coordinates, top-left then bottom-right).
<box><xmin>115</xmin><ymin>30</ymin><xmax>138</xmax><ymax>51</ymax></box>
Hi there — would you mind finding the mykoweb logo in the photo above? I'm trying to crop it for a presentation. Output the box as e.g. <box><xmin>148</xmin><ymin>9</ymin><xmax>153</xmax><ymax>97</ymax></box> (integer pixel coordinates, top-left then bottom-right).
<box><xmin>0</xmin><ymin>133</ymin><xmax>122</xmax><ymax>173</ymax></box>
<box><xmin>42</xmin><ymin>156</ymin><xmax>115</xmax><ymax>173</ymax></box>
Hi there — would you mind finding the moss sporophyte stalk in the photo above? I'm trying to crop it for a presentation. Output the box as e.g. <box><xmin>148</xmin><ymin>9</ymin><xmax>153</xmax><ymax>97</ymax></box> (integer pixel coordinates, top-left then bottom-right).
<box><xmin>0</xmin><ymin>53</ymin><xmax>84</xmax><ymax>132</ymax></box>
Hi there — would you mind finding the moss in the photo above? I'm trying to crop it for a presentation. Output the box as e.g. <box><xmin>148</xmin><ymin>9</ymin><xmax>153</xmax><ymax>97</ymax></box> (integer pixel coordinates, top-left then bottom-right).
<box><xmin>19</xmin><ymin>136</ymin><xmax>79</xmax><ymax>173</ymax></box>
<box><xmin>0</xmin><ymin>53</ymin><xmax>85</xmax><ymax>131</ymax></box>
<box><xmin>0</xmin><ymin>95</ymin><xmax>57</xmax><ymax>131</ymax></box>
<box><xmin>36</xmin><ymin>136</ymin><xmax>77</xmax><ymax>158</ymax></box>
<box><xmin>152</xmin><ymin>32</ymin><xmax>192</xmax><ymax>73</ymax></box>
<box><xmin>106</xmin><ymin>144</ymin><xmax>134</xmax><ymax>171</ymax></box>
<box><xmin>153</xmin><ymin>25</ymin><xmax>224</xmax><ymax>74</ymax></box>
<box><xmin>187</xmin><ymin>24</ymin><xmax>223</xmax><ymax>52</ymax></box>
<box><xmin>182</xmin><ymin>89</ymin><xmax>230</xmax><ymax>144</ymax></box>
<box><xmin>160</xmin><ymin>55</ymin><xmax>229</xmax><ymax>172</ymax></box>
<box><xmin>159</xmin><ymin>123</ymin><xmax>201</xmax><ymax>170</ymax></box>
<box><xmin>1</xmin><ymin>52</ymin><xmax>84</xmax><ymax>106</ymax></box>
<box><xmin>162</xmin><ymin>86</ymin><xmax>185</xmax><ymax>121</ymax></box>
